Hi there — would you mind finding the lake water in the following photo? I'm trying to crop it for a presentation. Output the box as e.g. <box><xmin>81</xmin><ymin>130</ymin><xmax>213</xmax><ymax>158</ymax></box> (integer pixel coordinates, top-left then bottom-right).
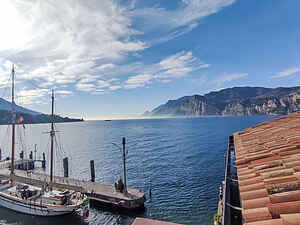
<box><xmin>0</xmin><ymin>116</ymin><xmax>274</xmax><ymax>225</ymax></box>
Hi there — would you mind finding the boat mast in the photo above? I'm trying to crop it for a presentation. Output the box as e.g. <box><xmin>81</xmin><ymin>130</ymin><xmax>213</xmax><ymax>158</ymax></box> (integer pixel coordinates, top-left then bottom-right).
<box><xmin>50</xmin><ymin>89</ymin><xmax>55</xmax><ymax>183</ymax></box>
<box><xmin>10</xmin><ymin>64</ymin><xmax>16</xmax><ymax>186</ymax></box>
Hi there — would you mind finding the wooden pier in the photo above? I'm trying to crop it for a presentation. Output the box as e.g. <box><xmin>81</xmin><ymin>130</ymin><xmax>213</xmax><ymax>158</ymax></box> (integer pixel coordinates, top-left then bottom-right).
<box><xmin>0</xmin><ymin>168</ymin><xmax>145</xmax><ymax>210</ymax></box>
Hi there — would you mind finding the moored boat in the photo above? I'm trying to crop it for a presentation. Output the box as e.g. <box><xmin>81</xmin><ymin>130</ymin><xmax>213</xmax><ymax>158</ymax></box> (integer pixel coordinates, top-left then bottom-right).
<box><xmin>0</xmin><ymin>65</ymin><xmax>88</xmax><ymax>217</ymax></box>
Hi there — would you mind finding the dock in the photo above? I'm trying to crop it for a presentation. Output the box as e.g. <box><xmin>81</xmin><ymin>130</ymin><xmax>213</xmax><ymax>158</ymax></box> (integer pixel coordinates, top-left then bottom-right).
<box><xmin>0</xmin><ymin>167</ymin><xmax>145</xmax><ymax>210</ymax></box>
<box><xmin>221</xmin><ymin>111</ymin><xmax>300</xmax><ymax>225</ymax></box>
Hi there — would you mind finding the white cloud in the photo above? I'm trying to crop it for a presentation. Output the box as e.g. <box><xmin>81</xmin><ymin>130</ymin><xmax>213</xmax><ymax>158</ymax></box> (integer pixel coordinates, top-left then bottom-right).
<box><xmin>97</xmin><ymin>80</ymin><xmax>111</xmax><ymax>89</ymax></box>
<box><xmin>93</xmin><ymin>64</ymin><xmax>115</xmax><ymax>72</ymax></box>
<box><xmin>216</xmin><ymin>73</ymin><xmax>248</xmax><ymax>86</ymax></box>
<box><xmin>0</xmin><ymin>0</ymin><xmax>230</xmax><ymax>104</ymax></box>
<box><xmin>0</xmin><ymin>0</ymin><xmax>147</xmax><ymax>88</ymax></box>
<box><xmin>73</xmin><ymin>50</ymin><xmax>207</xmax><ymax>92</ymax></box>
<box><xmin>75</xmin><ymin>83</ymin><xmax>95</xmax><ymax>92</ymax></box>
<box><xmin>14</xmin><ymin>88</ymin><xmax>73</xmax><ymax>105</ymax></box>
<box><xmin>157</xmin><ymin>51</ymin><xmax>198</xmax><ymax>78</ymax></box>
<box><xmin>75</xmin><ymin>76</ymin><xmax>120</xmax><ymax>93</ymax></box>
<box><xmin>272</xmin><ymin>67</ymin><xmax>300</xmax><ymax>78</ymax></box>
<box><xmin>175</xmin><ymin>0</ymin><xmax>235</xmax><ymax>27</ymax></box>
<box><xmin>56</xmin><ymin>90</ymin><xmax>73</xmax><ymax>96</ymax></box>
<box><xmin>78</xmin><ymin>75</ymin><xmax>98</xmax><ymax>84</ymax></box>
<box><xmin>124</xmin><ymin>51</ymin><xmax>209</xmax><ymax>88</ymax></box>
<box><xmin>109</xmin><ymin>85</ymin><xmax>122</xmax><ymax>91</ymax></box>
<box><xmin>131</xmin><ymin>0</ymin><xmax>235</xmax><ymax>43</ymax></box>
<box><xmin>16</xmin><ymin>88</ymin><xmax>49</xmax><ymax>105</ymax></box>
<box><xmin>125</xmin><ymin>74</ymin><xmax>153</xmax><ymax>89</ymax></box>
<box><xmin>91</xmin><ymin>89</ymin><xmax>105</xmax><ymax>95</ymax></box>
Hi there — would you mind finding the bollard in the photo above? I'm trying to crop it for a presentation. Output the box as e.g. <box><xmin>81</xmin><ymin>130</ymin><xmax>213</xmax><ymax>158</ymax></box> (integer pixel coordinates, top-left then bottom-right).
<box><xmin>34</xmin><ymin>144</ymin><xmax>37</xmax><ymax>161</ymax></box>
<box><xmin>42</xmin><ymin>152</ymin><xmax>46</xmax><ymax>169</ymax></box>
<box><xmin>63</xmin><ymin>157</ymin><xmax>69</xmax><ymax>177</ymax></box>
<box><xmin>90</xmin><ymin>160</ymin><xmax>95</xmax><ymax>182</ymax></box>
<box><xmin>20</xmin><ymin>151</ymin><xmax>24</xmax><ymax>160</ymax></box>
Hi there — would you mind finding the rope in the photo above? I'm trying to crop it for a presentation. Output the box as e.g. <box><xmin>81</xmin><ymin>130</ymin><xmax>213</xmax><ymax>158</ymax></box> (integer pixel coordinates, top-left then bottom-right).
<box><xmin>226</xmin><ymin>202</ymin><xmax>242</xmax><ymax>211</ymax></box>
<box><xmin>228</xmin><ymin>178</ymin><xmax>238</xmax><ymax>182</ymax></box>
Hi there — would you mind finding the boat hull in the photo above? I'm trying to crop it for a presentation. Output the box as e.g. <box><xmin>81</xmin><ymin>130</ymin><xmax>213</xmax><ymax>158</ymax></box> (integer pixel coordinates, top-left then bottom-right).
<box><xmin>0</xmin><ymin>193</ymin><xmax>76</xmax><ymax>216</ymax></box>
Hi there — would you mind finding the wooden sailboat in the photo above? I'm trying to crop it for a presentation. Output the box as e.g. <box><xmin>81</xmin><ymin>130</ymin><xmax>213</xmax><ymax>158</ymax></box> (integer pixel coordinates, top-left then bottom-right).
<box><xmin>0</xmin><ymin>65</ymin><xmax>88</xmax><ymax>216</ymax></box>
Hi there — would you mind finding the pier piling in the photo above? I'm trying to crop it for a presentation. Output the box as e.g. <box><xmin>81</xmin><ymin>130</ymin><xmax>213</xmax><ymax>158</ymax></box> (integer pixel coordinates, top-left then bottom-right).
<box><xmin>122</xmin><ymin>137</ymin><xmax>127</xmax><ymax>194</ymax></box>
<box><xmin>63</xmin><ymin>157</ymin><xmax>69</xmax><ymax>177</ymax></box>
<box><xmin>90</xmin><ymin>160</ymin><xmax>95</xmax><ymax>182</ymax></box>
<box><xmin>42</xmin><ymin>153</ymin><xmax>46</xmax><ymax>168</ymax></box>
<box><xmin>34</xmin><ymin>144</ymin><xmax>37</xmax><ymax>161</ymax></box>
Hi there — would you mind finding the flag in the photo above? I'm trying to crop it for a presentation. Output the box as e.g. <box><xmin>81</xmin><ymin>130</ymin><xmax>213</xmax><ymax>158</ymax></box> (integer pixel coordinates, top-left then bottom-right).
<box><xmin>17</xmin><ymin>116</ymin><xmax>24</xmax><ymax>123</ymax></box>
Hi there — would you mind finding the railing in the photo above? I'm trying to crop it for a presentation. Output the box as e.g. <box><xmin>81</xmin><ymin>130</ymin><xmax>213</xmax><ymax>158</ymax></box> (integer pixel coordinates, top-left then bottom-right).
<box><xmin>222</xmin><ymin>136</ymin><xmax>233</xmax><ymax>225</ymax></box>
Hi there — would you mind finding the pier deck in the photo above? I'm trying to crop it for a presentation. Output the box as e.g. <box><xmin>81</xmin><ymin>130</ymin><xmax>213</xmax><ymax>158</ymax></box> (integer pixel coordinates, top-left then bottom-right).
<box><xmin>0</xmin><ymin>168</ymin><xmax>145</xmax><ymax>210</ymax></box>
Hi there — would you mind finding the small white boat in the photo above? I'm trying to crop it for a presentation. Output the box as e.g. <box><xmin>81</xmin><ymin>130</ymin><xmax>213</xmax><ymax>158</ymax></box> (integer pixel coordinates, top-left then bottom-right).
<box><xmin>0</xmin><ymin>65</ymin><xmax>89</xmax><ymax>217</ymax></box>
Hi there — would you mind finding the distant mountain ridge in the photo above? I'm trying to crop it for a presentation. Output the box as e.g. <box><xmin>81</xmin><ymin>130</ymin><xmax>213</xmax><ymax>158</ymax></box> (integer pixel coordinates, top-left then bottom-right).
<box><xmin>145</xmin><ymin>87</ymin><xmax>300</xmax><ymax>116</ymax></box>
<box><xmin>0</xmin><ymin>97</ymin><xmax>83</xmax><ymax>124</ymax></box>
<box><xmin>0</xmin><ymin>98</ymin><xmax>40</xmax><ymax>115</ymax></box>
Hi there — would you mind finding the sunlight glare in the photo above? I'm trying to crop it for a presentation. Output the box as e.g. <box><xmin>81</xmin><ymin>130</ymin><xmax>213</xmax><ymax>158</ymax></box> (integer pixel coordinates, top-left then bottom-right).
<box><xmin>0</xmin><ymin>1</ymin><xmax>31</xmax><ymax>51</ymax></box>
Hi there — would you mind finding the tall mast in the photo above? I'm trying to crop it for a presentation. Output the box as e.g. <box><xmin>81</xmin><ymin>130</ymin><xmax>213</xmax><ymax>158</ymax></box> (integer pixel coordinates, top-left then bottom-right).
<box><xmin>50</xmin><ymin>89</ymin><xmax>55</xmax><ymax>183</ymax></box>
<box><xmin>10</xmin><ymin>64</ymin><xmax>16</xmax><ymax>186</ymax></box>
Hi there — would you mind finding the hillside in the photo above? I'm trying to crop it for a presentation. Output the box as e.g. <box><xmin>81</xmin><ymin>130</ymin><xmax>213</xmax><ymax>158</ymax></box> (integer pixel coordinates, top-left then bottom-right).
<box><xmin>0</xmin><ymin>98</ymin><xmax>83</xmax><ymax>124</ymax></box>
<box><xmin>145</xmin><ymin>86</ymin><xmax>300</xmax><ymax>116</ymax></box>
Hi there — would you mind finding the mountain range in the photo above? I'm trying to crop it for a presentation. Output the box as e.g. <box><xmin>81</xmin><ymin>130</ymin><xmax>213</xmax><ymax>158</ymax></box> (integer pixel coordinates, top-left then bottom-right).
<box><xmin>0</xmin><ymin>98</ymin><xmax>83</xmax><ymax>125</ymax></box>
<box><xmin>144</xmin><ymin>86</ymin><xmax>300</xmax><ymax>117</ymax></box>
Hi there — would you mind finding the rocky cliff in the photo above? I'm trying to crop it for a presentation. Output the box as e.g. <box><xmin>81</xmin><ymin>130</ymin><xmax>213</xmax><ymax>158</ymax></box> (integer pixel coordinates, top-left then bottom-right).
<box><xmin>145</xmin><ymin>87</ymin><xmax>300</xmax><ymax>116</ymax></box>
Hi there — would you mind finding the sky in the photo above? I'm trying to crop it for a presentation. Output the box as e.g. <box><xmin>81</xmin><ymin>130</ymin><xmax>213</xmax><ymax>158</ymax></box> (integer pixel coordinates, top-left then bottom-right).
<box><xmin>0</xmin><ymin>0</ymin><xmax>299</xmax><ymax>119</ymax></box>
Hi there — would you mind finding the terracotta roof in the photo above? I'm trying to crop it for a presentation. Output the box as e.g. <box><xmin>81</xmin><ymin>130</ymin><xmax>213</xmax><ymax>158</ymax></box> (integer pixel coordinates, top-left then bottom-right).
<box><xmin>132</xmin><ymin>218</ymin><xmax>182</xmax><ymax>225</ymax></box>
<box><xmin>234</xmin><ymin>111</ymin><xmax>300</xmax><ymax>225</ymax></box>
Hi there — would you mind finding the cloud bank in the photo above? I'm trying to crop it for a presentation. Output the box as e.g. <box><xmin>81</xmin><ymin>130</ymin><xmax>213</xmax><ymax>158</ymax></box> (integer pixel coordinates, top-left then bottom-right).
<box><xmin>0</xmin><ymin>0</ymin><xmax>235</xmax><ymax>105</ymax></box>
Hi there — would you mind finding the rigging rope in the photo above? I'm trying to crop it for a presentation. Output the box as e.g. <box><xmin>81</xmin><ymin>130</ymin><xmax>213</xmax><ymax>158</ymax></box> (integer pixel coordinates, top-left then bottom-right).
<box><xmin>0</xmin><ymin>125</ymin><xmax>10</xmax><ymax>154</ymax></box>
<box><xmin>0</xmin><ymin>74</ymin><xmax>11</xmax><ymax>100</ymax></box>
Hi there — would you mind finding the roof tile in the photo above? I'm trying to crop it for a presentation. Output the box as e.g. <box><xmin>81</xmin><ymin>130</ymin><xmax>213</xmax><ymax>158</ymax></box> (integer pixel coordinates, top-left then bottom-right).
<box><xmin>234</xmin><ymin>112</ymin><xmax>300</xmax><ymax>225</ymax></box>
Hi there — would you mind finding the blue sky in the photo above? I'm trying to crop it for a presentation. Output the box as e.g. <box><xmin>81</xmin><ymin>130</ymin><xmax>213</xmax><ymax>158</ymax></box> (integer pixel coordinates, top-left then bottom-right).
<box><xmin>0</xmin><ymin>0</ymin><xmax>299</xmax><ymax>119</ymax></box>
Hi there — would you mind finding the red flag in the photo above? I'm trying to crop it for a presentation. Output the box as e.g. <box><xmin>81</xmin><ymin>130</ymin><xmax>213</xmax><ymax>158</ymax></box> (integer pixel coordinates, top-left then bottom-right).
<box><xmin>17</xmin><ymin>116</ymin><xmax>24</xmax><ymax>123</ymax></box>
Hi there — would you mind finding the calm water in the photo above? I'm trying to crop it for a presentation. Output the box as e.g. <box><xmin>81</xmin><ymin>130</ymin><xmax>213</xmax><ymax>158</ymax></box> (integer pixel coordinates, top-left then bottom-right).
<box><xmin>0</xmin><ymin>116</ymin><xmax>274</xmax><ymax>225</ymax></box>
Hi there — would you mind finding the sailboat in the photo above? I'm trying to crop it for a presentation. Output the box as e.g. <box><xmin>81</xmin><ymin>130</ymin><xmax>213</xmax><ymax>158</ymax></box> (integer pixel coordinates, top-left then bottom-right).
<box><xmin>0</xmin><ymin>65</ymin><xmax>88</xmax><ymax>216</ymax></box>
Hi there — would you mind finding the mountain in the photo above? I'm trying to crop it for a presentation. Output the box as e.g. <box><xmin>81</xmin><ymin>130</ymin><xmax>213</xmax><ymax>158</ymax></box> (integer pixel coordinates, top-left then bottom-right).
<box><xmin>0</xmin><ymin>98</ymin><xmax>83</xmax><ymax>124</ymax></box>
<box><xmin>145</xmin><ymin>86</ymin><xmax>300</xmax><ymax>117</ymax></box>
<box><xmin>0</xmin><ymin>98</ymin><xmax>40</xmax><ymax>115</ymax></box>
